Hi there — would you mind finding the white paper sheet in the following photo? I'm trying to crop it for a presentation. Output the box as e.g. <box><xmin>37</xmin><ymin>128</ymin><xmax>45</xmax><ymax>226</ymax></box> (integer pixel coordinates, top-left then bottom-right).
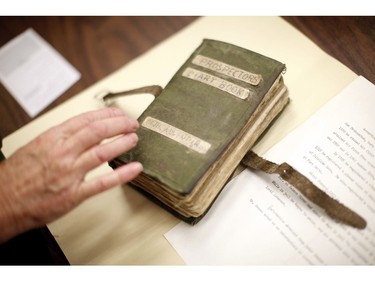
<box><xmin>0</xmin><ymin>28</ymin><xmax>80</xmax><ymax>117</ymax></box>
<box><xmin>165</xmin><ymin>76</ymin><xmax>375</xmax><ymax>265</ymax></box>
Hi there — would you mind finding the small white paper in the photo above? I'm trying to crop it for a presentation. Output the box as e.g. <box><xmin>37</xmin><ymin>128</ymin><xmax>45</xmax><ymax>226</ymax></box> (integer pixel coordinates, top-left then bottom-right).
<box><xmin>0</xmin><ymin>28</ymin><xmax>81</xmax><ymax>117</ymax></box>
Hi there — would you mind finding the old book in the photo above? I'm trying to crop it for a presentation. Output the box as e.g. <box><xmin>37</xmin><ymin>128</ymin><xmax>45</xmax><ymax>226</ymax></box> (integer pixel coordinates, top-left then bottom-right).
<box><xmin>109</xmin><ymin>39</ymin><xmax>289</xmax><ymax>223</ymax></box>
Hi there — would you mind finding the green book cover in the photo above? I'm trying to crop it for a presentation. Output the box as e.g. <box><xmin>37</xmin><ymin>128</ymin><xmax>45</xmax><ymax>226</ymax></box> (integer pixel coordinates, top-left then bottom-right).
<box><xmin>115</xmin><ymin>39</ymin><xmax>286</xmax><ymax>197</ymax></box>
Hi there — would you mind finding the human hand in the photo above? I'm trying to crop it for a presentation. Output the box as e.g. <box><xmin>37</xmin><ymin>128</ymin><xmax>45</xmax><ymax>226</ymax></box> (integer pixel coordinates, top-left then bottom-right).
<box><xmin>0</xmin><ymin>107</ymin><xmax>143</xmax><ymax>243</ymax></box>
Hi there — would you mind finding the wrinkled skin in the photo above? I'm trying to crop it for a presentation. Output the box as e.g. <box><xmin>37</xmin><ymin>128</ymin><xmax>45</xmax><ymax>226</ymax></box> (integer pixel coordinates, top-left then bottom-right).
<box><xmin>0</xmin><ymin>108</ymin><xmax>143</xmax><ymax>243</ymax></box>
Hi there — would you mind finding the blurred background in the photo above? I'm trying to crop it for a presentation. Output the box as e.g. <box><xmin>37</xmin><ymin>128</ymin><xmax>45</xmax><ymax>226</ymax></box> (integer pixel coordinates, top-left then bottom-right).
<box><xmin>0</xmin><ymin>16</ymin><xmax>374</xmax><ymax>139</ymax></box>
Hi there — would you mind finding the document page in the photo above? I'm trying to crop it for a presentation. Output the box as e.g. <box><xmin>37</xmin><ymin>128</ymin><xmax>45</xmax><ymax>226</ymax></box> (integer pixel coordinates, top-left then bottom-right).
<box><xmin>0</xmin><ymin>28</ymin><xmax>80</xmax><ymax>117</ymax></box>
<box><xmin>165</xmin><ymin>76</ymin><xmax>375</xmax><ymax>265</ymax></box>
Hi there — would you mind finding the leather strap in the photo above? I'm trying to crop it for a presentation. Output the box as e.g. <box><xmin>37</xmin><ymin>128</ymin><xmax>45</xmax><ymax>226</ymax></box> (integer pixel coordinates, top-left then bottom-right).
<box><xmin>101</xmin><ymin>85</ymin><xmax>163</xmax><ymax>106</ymax></box>
<box><xmin>242</xmin><ymin>151</ymin><xmax>366</xmax><ymax>229</ymax></box>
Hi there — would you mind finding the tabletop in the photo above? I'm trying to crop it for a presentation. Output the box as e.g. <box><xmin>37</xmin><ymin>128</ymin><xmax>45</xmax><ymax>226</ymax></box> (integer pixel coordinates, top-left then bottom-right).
<box><xmin>0</xmin><ymin>16</ymin><xmax>374</xmax><ymax>140</ymax></box>
<box><xmin>0</xmin><ymin>17</ymin><xmax>374</xmax><ymax>263</ymax></box>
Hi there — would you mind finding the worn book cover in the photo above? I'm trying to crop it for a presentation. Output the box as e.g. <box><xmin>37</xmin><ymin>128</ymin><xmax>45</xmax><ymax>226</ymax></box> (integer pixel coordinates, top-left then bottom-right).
<box><xmin>110</xmin><ymin>39</ymin><xmax>289</xmax><ymax>223</ymax></box>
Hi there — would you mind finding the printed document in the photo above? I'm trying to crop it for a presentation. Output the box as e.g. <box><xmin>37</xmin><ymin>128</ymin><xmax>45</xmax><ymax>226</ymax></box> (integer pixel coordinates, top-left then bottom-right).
<box><xmin>165</xmin><ymin>76</ymin><xmax>375</xmax><ymax>265</ymax></box>
<box><xmin>0</xmin><ymin>28</ymin><xmax>80</xmax><ymax>117</ymax></box>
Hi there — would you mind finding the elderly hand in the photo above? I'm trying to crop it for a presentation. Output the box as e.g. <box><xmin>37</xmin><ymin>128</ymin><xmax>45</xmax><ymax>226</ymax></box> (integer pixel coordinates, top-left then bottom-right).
<box><xmin>0</xmin><ymin>107</ymin><xmax>143</xmax><ymax>243</ymax></box>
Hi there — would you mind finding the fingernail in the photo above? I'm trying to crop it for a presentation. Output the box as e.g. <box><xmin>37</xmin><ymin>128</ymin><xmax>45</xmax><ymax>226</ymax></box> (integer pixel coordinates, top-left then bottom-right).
<box><xmin>132</xmin><ymin>162</ymin><xmax>143</xmax><ymax>172</ymax></box>
<box><xmin>129</xmin><ymin>133</ymin><xmax>139</xmax><ymax>145</ymax></box>
<box><xmin>129</xmin><ymin>119</ymin><xmax>139</xmax><ymax>130</ymax></box>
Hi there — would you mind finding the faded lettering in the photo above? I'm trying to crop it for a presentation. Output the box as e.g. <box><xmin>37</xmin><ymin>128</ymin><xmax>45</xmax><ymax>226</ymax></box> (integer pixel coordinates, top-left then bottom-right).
<box><xmin>182</xmin><ymin>67</ymin><xmax>251</xmax><ymax>100</ymax></box>
<box><xmin>142</xmin><ymin>116</ymin><xmax>211</xmax><ymax>154</ymax></box>
<box><xmin>192</xmin><ymin>54</ymin><xmax>261</xmax><ymax>85</ymax></box>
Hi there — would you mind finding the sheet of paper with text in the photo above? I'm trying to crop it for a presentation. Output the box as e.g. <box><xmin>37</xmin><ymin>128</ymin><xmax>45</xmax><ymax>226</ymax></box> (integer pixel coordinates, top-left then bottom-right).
<box><xmin>0</xmin><ymin>28</ymin><xmax>80</xmax><ymax>117</ymax></box>
<box><xmin>165</xmin><ymin>76</ymin><xmax>375</xmax><ymax>265</ymax></box>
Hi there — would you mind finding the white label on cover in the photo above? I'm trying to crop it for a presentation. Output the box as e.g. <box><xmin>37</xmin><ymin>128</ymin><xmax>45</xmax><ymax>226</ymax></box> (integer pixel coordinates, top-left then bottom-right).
<box><xmin>192</xmin><ymin>54</ymin><xmax>261</xmax><ymax>86</ymax></box>
<box><xmin>182</xmin><ymin>67</ymin><xmax>251</xmax><ymax>100</ymax></box>
<box><xmin>142</xmin><ymin>116</ymin><xmax>211</xmax><ymax>154</ymax></box>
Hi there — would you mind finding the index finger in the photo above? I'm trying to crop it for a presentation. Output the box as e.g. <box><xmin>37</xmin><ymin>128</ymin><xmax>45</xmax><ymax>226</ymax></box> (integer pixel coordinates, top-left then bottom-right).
<box><xmin>55</xmin><ymin>107</ymin><xmax>126</xmax><ymax>137</ymax></box>
<box><xmin>65</xmin><ymin>115</ymin><xmax>139</xmax><ymax>156</ymax></box>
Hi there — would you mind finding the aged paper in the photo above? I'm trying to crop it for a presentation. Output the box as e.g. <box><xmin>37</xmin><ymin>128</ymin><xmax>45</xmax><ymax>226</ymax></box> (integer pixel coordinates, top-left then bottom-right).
<box><xmin>182</xmin><ymin>67</ymin><xmax>251</xmax><ymax>99</ymax></box>
<box><xmin>165</xmin><ymin>76</ymin><xmax>375</xmax><ymax>265</ymax></box>
<box><xmin>192</xmin><ymin>54</ymin><xmax>261</xmax><ymax>85</ymax></box>
<box><xmin>142</xmin><ymin>116</ymin><xmax>211</xmax><ymax>154</ymax></box>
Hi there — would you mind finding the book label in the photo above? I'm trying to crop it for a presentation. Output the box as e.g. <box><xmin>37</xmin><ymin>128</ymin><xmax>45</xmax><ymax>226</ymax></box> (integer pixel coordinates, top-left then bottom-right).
<box><xmin>182</xmin><ymin>67</ymin><xmax>251</xmax><ymax>100</ymax></box>
<box><xmin>142</xmin><ymin>116</ymin><xmax>211</xmax><ymax>154</ymax></box>
<box><xmin>192</xmin><ymin>54</ymin><xmax>261</xmax><ymax>85</ymax></box>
